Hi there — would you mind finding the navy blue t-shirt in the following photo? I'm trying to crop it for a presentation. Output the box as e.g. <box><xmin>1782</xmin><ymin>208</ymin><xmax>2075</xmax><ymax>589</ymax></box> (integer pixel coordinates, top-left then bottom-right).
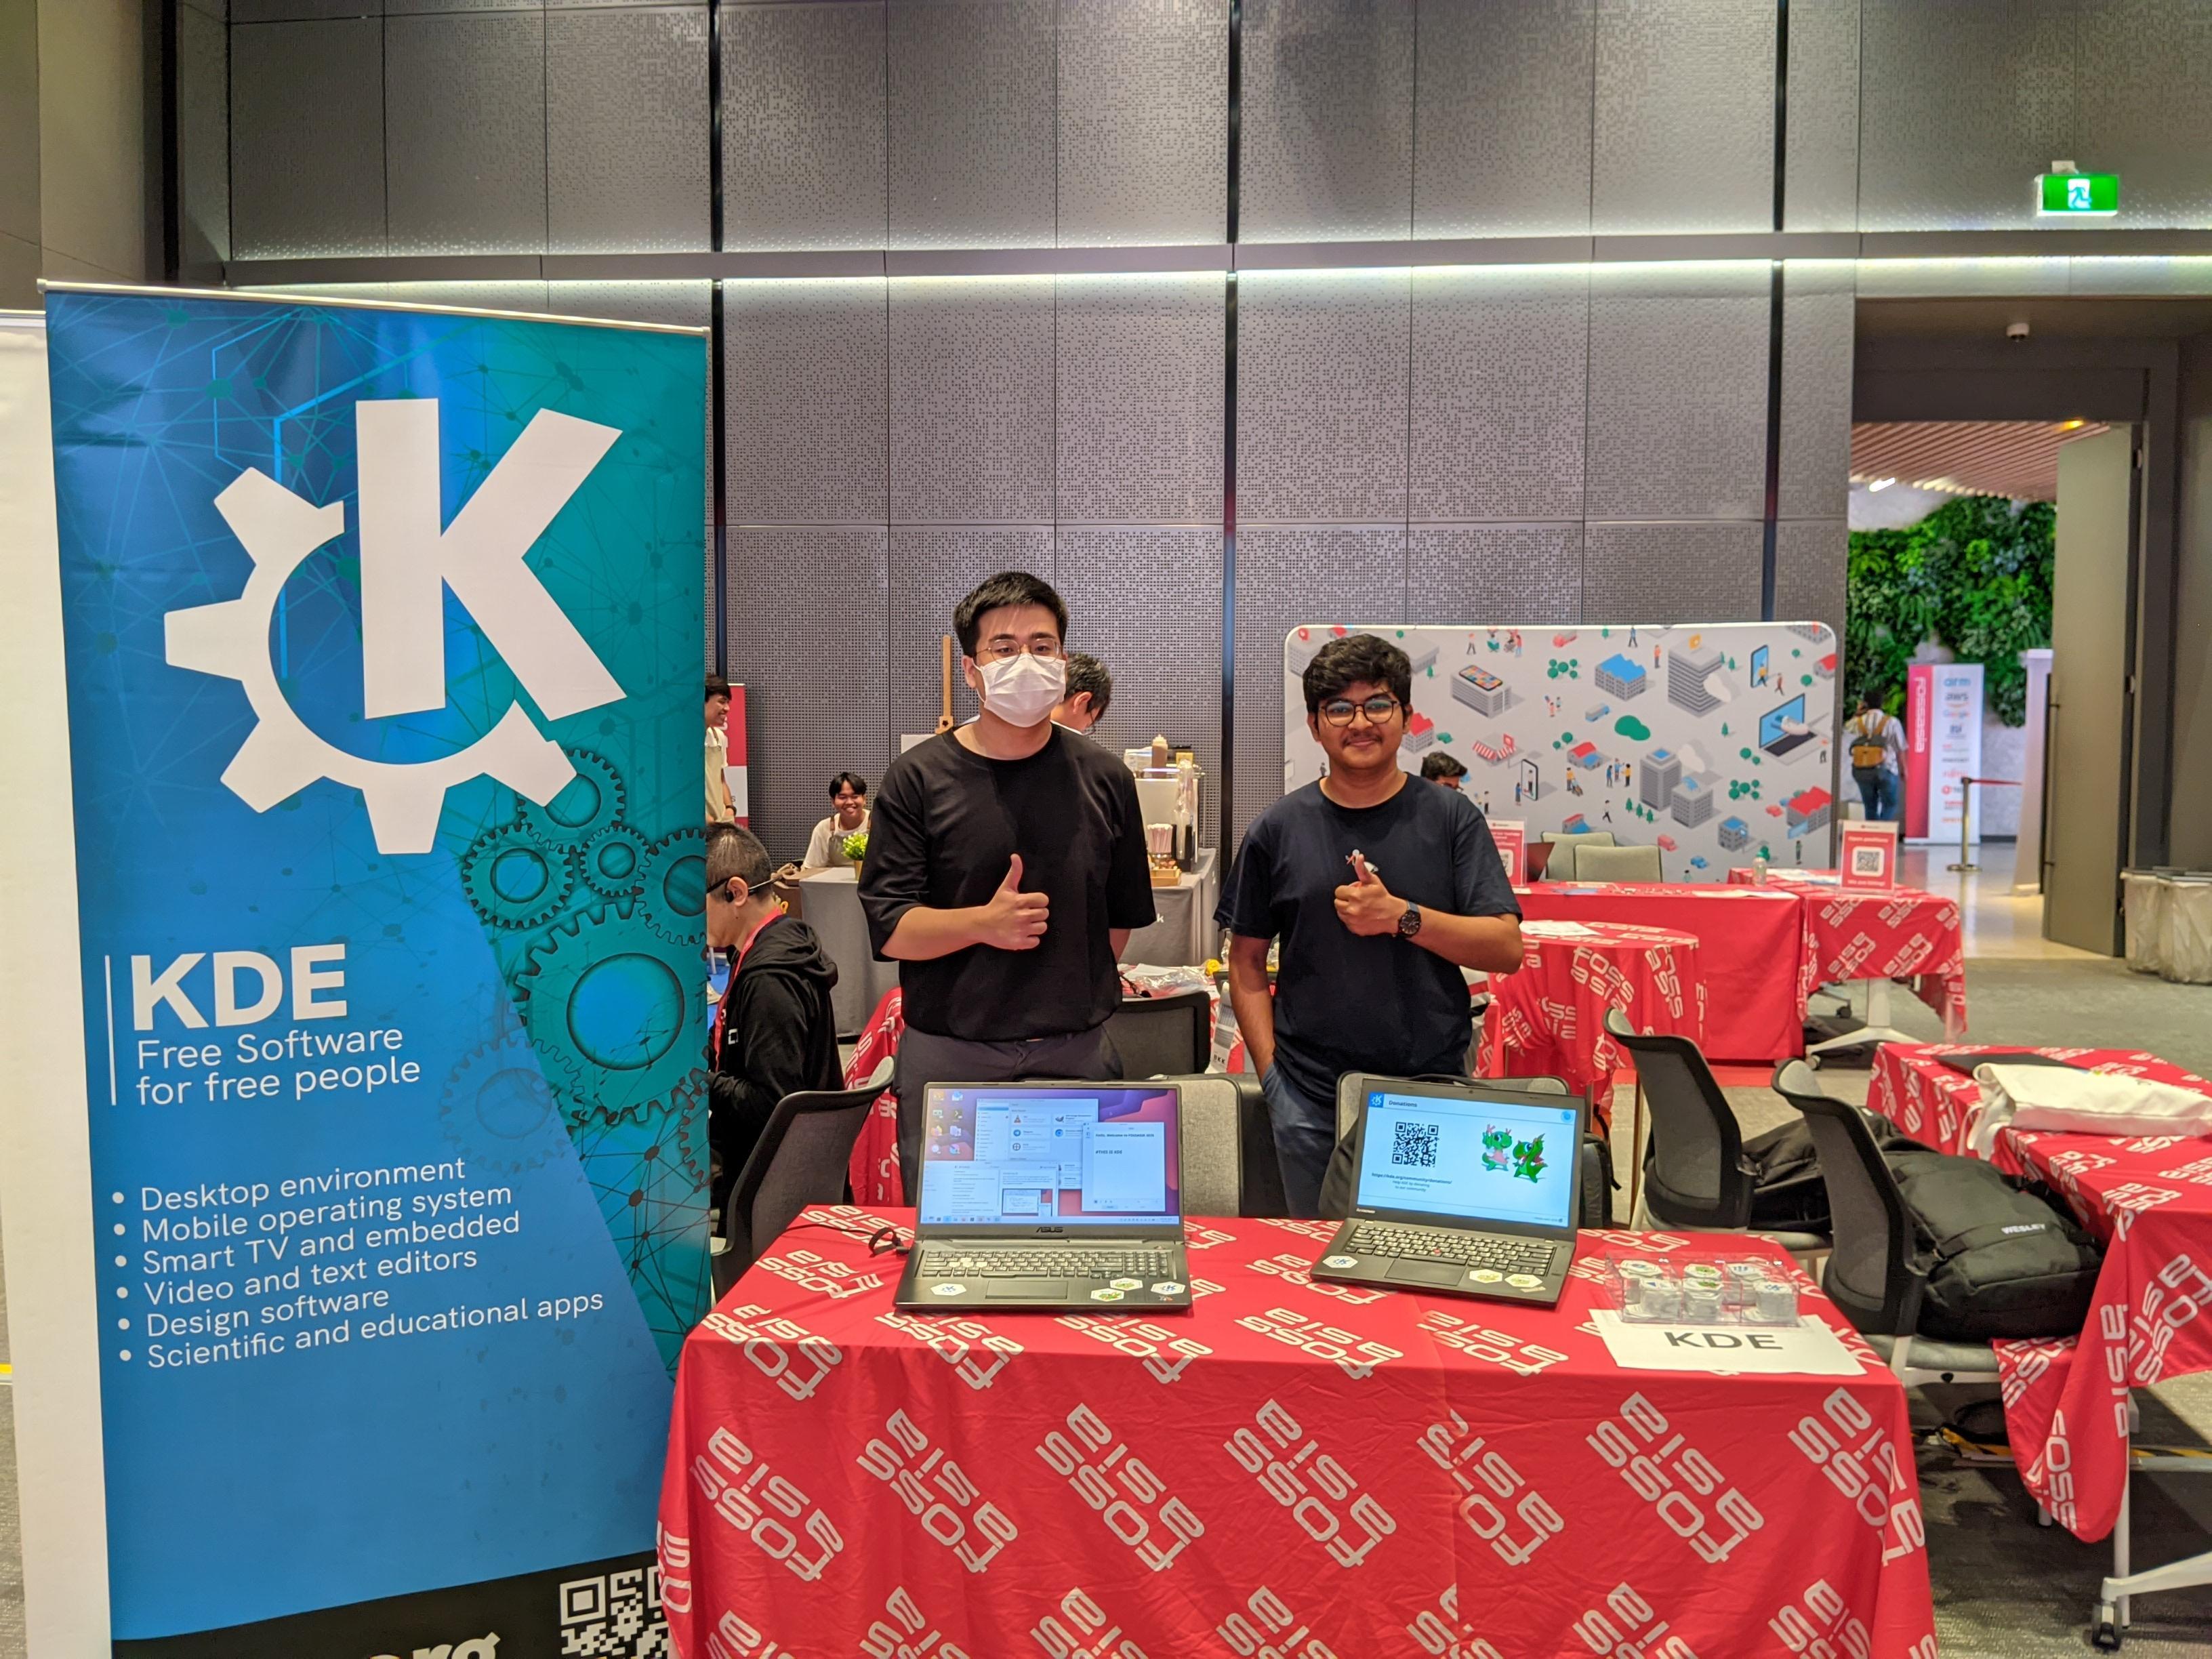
<box><xmin>1216</xmin><ymin>777</ymin><xmax>1521</xmax><ymax>1107</ymax></box>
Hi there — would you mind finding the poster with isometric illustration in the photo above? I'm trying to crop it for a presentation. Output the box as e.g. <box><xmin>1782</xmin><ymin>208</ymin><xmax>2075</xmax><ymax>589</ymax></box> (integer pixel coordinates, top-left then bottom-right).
<box><xmin>1284</xmin><ymin>622</ymin><xmax>1842</xmax><ymax>879</ymax></box>
<box><xmin>44</xmin><ymin>287</ymin><xmax>708</xmax><ymax>1656</ymax></box>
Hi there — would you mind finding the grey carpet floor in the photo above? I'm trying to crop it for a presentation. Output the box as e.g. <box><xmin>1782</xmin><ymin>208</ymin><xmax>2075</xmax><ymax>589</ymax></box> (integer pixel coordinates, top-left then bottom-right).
<box><xmin>5</xmin><ymin>958</ymin><xmax>2208</xmax><ymax>1655</ymax></box>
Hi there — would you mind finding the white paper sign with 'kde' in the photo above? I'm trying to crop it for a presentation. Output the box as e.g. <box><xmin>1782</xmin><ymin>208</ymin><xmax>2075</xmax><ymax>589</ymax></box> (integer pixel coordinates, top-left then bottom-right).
<box><xmin>1591</xmin><ymin>1310</ymin><xmax>1866</xmax><ymax>1376</ymax></box>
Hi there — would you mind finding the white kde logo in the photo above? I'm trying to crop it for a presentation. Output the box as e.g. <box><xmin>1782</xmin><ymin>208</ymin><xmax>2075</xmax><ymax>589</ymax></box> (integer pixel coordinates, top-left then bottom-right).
<box><xmin>165</xmin><ymin>398</ymin><xmax>624</xmax><ymax>854</ymax></box>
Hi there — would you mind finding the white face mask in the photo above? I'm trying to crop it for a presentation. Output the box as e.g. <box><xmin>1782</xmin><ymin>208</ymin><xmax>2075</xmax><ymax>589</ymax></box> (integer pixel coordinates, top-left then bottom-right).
<box><xmin>975</xmin><ymin>652</ymin><xmax>1065</xmax><ymax>728</ymax></box>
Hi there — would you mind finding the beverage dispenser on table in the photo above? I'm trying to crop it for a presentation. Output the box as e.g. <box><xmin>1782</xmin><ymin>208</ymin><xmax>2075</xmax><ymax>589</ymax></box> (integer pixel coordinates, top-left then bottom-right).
<box><xmin>1125</xmin><ymin>735</ymin><xmax>1204</xmax><ymax>872</ymax></box>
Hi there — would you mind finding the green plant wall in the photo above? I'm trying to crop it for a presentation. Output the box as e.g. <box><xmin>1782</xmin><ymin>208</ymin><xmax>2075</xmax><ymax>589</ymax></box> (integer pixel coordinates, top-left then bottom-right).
<box><xmin>1845</xmin><ymin>495</ymin><xmax>2055</xmax><ymax>726</ymax></box>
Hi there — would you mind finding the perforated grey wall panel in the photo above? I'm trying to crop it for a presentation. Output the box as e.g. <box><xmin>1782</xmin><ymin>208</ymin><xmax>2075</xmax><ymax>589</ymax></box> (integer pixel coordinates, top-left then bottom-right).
<box><xmin>1410</xmin><ymin>267</ymin><xmax>1588</xmax><ymax>522</ymax></box>
<box><xmin>230</xmin><ymin>20</ymin><xmax>386</xmax><ymax>258</ymax></box>
<box><xmin>723</xmin><ymin>1</ymin><xmax>887</xmax><ymax>251</ymax></box>
<box><xmin>1582</xmin><ymin>522</ymin><xmax>1763</xmax><ymax>623</ymax></box>
<box><xmin>1408</xmin><ymin>525</ymin><xmax>1584</xmax><ymax>624</ymax></box>
<box><xmin>2076</xmin><ymin>0</ymin><xmax>2212</xmax><ymax>229</ymax></box>
<box><xmin>178</xmin><ymin>3</ymin><xmax>230</xmax><ymax>266</ymax></box>
<box><xmin>1774</xmin><ymin>519</ymin><xmax>1847</xmax><ymax>651</ymax></box>
<box><xmin>1778</xmin><ymin>269</ymin><xmax>1855</xmax><ymax>521</ymax></box>
<box><xmin>890</xmin><ymin>276</ymin><xmax>1054</xmax><ymax>521</ymax></box>
<box><xmin>886</xmin><ymin>527</ymin><xmax>1056</xmax><ymax>735</ymax></box>
<box><xmin>548</xmin><ymin>6</ymin><xmax>709</xmax><ymax>253</ymax></box>
<box><xmin>1237</xmin><ymin>270</ymin><xmax>1409</xmax><ymax>523</ymax></box>
<box><xmin>726</xmin><ymin>527</ymin><xmax>891</xmax><ymax>862</ymax></box>
<box><xmin>388</xmin><ymin>1</ymin><xmax>541</xmax><ymax>12</ymax></box>
<box><xmin>1056</xmin><ymin>528</ymin><xmax>1225</xmax><ymax>841</ymax></box>
<box><xmin>1239</xmin><ymin>0</ymin><xmax>1414</xmax><ymax>243</ymax></box>
<box><xmin>1784</xmin><ymin>0</ymin><xmax>1862</xmax><ymax>232</ymax></box>
<box><xmin>1057</xmin><ymin>0</ymin><xmax>1225</xmax><ymax>246</ymax></box>
<box><xmin>1858</xmin><ymin>0</ymin><xmax>2074</xmax><ymax>230</ymax></box>
<box><xmin>887</xmin><ymin>0</ymin><xmax>1055</xmax><ymax>249</ymax></box>
<box><xmin>1585</xmin><ymin>267</ymin><xmax>1769</xmax><ymax>520</ymax></box>
<box><xmin>728</xmin><ymin>277</ymin><xmax>889</xmax><ymax>522</ymax></box>
<box><xmin>1229</xmin><ymin>525</ymin><xmax>1406</xmax><ymax>846</ymax></box>
<box><xmin>1057</xmin><ymin>273</ymin><xmax>1223</xmax><ymax>524</ymax></box>
<box><xmin>1592</xmin><ymin>0</ymin><xmax>1773</xmax><ymax>235</ymax></box>
<box><xmin>386</xmin><ymin>12</ymin><xmax>548</xmax><ymax>255</ymax></box>
<box><xmin>1414</xmin><ymin>0</ymin><xmax>1594</xmax><ymax>239</ymax></box>
<box><xmin>234</xmin><ymin>1</ymin><xmax>359</xmax><ymax>19</ymax></box>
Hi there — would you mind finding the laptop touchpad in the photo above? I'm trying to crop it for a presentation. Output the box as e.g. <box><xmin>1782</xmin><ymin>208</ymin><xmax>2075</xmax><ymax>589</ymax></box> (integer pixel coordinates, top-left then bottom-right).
<box><xmin>1385</xmin><ymin>1259</ymin><xmax>1464</xmax><ymax>1287</ymax></box>
<box><xmin>985</xmin><ymin>1278</ymin><xmax>1067</xmax><ymax>1298</ymax></box>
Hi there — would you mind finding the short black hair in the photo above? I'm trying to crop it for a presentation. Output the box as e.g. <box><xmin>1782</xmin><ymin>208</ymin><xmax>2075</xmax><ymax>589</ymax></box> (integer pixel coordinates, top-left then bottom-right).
<box><xmin>828</xmin><ymin>771</ymin><xmax>867</xmax><ymax>800</ymax></box>
<box><xmin>954</xmin><ymin>571</ymin><xmax>1068</xmax><ymax>657</ymax></box>
<box><xmin>705</xmin><ymin>824</ymin><xmax>771</xmax><ymax>893</ymax></box>
<box><xmin>1303</xmin><ymin>633</ymin><xmax>1412</xmax><ymax>716</ymax></box>
<box><xmin>1420</xmin><ymin>752</ymin><xmax>1468</xmax><ymax>781</ymax></box>
<box><xmin>1063</xmin><ymin>652</ymin><xmax>1111</xmax><ymax>718</ymax></box>
<box><xmin>705</xmin><ymin>674</ymin><xmax>731</xmax><ymax>703</ymax></box>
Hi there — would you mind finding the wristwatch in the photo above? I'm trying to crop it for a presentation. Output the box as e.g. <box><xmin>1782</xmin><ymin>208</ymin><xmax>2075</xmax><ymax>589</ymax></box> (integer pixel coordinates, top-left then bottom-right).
<box><xmin>1396</xmin><ymin>900</ymin><xmax>1424</xmax><ymax>939</ymax></box>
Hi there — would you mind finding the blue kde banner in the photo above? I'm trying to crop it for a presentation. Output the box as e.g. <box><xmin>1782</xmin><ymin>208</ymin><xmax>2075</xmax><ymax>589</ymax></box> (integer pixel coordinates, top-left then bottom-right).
<box><xmin>43</xmin><ymin>289</ymin><xmax>710</xmax><ymax>1648</ymax></box>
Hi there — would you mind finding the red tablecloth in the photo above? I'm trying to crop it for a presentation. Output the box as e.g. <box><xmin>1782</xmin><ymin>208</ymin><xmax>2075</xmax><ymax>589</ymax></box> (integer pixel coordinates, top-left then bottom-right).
<box><xmin>659</xmin><ymin>1208</ymin><xmax>1936</xmax><ymax>1658</ymax></box>
<box><xmin>1476</xmin><ymin>921</ymin><xmax>1704</xmax><ymax>1121</ymax></box>
<box><xmin>844</xmin><ymin>987</ymin><xmax>905</xmax><ymax>1208</ymax></box>
<box><xmin>1728</xmin><ymin>872</ymin><xmax>1968</xmax><ymax>1038</ymax></box>
<box><xmin>1869</xmin><ymin>1044</ymin><xmax>2212</xmax><ymax>1541</ymax></box>
<box><xmin>1521</xmin><ymin>883</ymin><xmax>1807</xmax><ymax>1063</ymax></box>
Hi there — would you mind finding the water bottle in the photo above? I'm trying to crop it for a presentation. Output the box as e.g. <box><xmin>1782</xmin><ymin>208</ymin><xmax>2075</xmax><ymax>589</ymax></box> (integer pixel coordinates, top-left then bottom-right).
<box><xmin>1753</xmin><ymin>855</ymin><xmax>1768</xmax><ymax>886</ymax></box>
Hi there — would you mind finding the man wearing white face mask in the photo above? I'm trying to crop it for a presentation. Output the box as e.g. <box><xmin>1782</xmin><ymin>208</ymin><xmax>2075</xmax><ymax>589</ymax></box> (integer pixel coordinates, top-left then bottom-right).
<box><xmin>861</xmin><ymin>571</ymin><xmax>1155</xmax><ymax>1194</ymax></box>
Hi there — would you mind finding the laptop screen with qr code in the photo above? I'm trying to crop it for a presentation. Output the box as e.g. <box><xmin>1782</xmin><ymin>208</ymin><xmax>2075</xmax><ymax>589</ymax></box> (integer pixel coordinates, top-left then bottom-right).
<box><xmin>1353</xmin><ymin>1087</ymin><xmax>1579</xmax><ymax>1229</ymax></box>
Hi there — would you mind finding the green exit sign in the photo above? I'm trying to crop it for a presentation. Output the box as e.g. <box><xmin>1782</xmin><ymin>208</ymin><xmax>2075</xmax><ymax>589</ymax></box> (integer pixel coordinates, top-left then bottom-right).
<box><xmin>2037</xmin><ymin>172</ymin><xmax>2119</xmax><ymax>216</ymax></box>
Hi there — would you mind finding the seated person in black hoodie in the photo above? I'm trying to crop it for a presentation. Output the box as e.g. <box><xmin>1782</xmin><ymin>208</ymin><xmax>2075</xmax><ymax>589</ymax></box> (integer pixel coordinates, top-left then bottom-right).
<box><xmin>705</xmin><ymin>825</ymin><xmax>843</xmax><ymax>1211</ymax></box>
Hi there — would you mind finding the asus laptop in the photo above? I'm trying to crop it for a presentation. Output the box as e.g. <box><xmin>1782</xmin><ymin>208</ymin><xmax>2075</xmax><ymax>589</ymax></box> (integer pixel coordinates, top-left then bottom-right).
<box><xmin>895</xmin><ymin>1082</ymin><xmax>1193</xmax><ymax>1313</ymax></box>
<box><xmin>1311</xmin><ymin>1076</ymin><xmax>1584</xmax><ymax>1307</ymax></box>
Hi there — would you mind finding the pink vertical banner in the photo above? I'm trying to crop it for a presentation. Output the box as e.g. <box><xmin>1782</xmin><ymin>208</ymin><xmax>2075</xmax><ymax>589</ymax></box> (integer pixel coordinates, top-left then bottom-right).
<box><xmin>1904</xmin><ymin>664</ymin><xmax>1933</xmax><ymax>840</ymax></box>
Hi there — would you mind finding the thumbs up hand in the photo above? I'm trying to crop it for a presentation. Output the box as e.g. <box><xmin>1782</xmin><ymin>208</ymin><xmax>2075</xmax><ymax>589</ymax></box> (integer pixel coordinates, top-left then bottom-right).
<box><xmin>1334</xmin><ymin>849</ymin><xmax>1410</xmax><ymax>937</ymax></box>
<box><xmin>977</xmin><ymin>853</ymin><xmax>1051</xmax><ymax>951</ymax></box>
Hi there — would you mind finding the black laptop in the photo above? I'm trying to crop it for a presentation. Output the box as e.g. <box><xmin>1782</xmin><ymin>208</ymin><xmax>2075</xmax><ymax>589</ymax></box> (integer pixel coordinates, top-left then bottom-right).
<box><xmin>895</xmin><ymin>1082</ymin><xmax>1193</xmax><ymax>1313</ymax></box>
<box><xmin>1311</xmin><ymin>1076</ymin><xmax>1584</xmax><ymax>1307</ymax></box>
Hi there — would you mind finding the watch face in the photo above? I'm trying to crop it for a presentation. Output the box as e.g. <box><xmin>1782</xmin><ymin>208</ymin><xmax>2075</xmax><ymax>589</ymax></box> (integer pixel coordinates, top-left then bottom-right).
<box><xmin>1398</xmin><ymin>903</ymin><xmax>1422</xmax><ymax>937</ymax></box>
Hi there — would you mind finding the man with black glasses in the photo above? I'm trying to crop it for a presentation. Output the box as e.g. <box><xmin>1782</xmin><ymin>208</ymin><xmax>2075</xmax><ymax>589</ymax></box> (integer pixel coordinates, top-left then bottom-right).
<box><xmin>1218</xmin><ymin>633</ymin><xmax>1524</xmax><ymax>1216</ymax></box>
<box><xmin>861</xmin><ymin>571</ymin><xmax>1155</xmax><ymax>1192</ymax></box>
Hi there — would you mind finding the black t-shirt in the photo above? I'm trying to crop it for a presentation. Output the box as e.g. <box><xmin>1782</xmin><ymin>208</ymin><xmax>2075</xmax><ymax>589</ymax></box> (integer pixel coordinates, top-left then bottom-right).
<box><xmin>860</xmin><ymin>726</ymin><xmax>1155</xmax><ymax>1042</ymax></box>
<box><xmin>1216</xmin><ymin>777</ymin><xmax>1521</xmax><ymax>1106</ymax></box>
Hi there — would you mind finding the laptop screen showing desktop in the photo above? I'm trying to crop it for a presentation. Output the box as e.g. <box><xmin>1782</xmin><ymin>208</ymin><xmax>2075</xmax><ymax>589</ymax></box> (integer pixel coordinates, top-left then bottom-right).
<box><xmin>1355</xmin><ymin>1088</ymin><xmax>1579</xmax><ymax>1229</ymax></box>
<box><xmin>1759</xmin><ymin>695</ymin><xmax>1807</xmax><ymax>749</ymax></box>
<box><xmin>919</xmin><ymin>1086</ymin><xmax>1182</xmax><ymax>1228</ymax></box>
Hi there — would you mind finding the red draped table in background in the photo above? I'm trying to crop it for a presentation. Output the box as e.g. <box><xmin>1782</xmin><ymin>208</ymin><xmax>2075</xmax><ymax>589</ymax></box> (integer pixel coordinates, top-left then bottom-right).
<box><xmin>1869</xmin><ymin>1044</ymin><xmax>2212</xmax><ymax>1542</ymax></box>
<box><xmin>1477</xmin><ymin>920</ymin><xmax>1704</xmax><ymax>1118</ymax></box>
<box><xmin>659</xmin><ymin>1208</ymin><xmax>1936</xmax><ymax>1658</ymax></box>
<box><xmin>1728</xmin><ymin>870</ymin><xmax>1968</xmax><ymax>1039</ymax></box>
<box><xmin>1519</xmin><ymin>883</ymin><xmax>1803</xmax><ymax>1063</ymax></box>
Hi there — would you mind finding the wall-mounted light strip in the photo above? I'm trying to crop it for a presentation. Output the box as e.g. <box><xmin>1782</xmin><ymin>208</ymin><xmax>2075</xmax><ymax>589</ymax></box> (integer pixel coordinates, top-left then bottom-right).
<box><xmin>220</xmin><ymin>228</ymin><xmax>2212</xmax><ymax>295</ymax></box>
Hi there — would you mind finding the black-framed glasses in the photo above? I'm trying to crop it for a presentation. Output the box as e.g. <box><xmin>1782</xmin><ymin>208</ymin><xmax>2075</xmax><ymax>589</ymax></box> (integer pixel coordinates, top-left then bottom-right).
<box><xmin>1319</xmin><ymin>695</ymin><xmax>1401</xmax><ymax>727</ymax></box>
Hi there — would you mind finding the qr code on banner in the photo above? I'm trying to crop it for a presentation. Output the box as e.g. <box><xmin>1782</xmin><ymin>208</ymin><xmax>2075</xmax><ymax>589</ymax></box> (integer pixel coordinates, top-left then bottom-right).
<box><xmin>560</xmin><ymin>1567</ymin><xmax>670</xmax><ymax>1658</ymax></box>
<box><xmin>1392</xmin><ymin>1121</ymin><xmax>1440</xmax><ymax>1168</ymax></box>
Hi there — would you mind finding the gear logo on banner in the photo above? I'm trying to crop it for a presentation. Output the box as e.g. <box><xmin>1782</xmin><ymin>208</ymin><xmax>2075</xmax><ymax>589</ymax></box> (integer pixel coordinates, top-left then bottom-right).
<box><xmin>162</xmin><ymin>400</ymin><xmax>628</xmax><ymax>855</ymax></box>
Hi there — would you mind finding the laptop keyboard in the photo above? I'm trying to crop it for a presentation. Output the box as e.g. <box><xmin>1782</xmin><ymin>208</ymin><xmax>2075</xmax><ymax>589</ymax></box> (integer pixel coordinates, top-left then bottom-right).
<box><xmin>1345</xmin><ymin>1225</ymin><xmax>1557</xmax><ymax>1277</ymax></box>
<box><xmin>918</xmin><ymin>1248</ymin><xmax>1178</xmax><ymax>1280</ymax></box>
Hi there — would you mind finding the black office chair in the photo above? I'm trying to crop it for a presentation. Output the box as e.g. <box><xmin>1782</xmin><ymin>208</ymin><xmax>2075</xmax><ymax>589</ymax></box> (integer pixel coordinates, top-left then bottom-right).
<box><xmin>1166</xmin><ymin>1072</ymin><xmax>1286</xmax><ymax>1217</ymax></box>
<box><xmin>1604</xmin><ymin>1008</ymin><xmax>1825</xmax><ymax>1254</ymax></box>
<box><xmin>1771</xmin><ymin>1061</ymin><xmax>1996</xmax><ymax>1385</ymax></box>
<box><xmin>1104</xmin><ymin>988</ymin><xmax>1212</xmax><ymax>1078</ymax></box>
<box><xmin>715</xmin><ymin>1059</ymin><xmax>892</xmax><ymax>1296</ymax></box>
